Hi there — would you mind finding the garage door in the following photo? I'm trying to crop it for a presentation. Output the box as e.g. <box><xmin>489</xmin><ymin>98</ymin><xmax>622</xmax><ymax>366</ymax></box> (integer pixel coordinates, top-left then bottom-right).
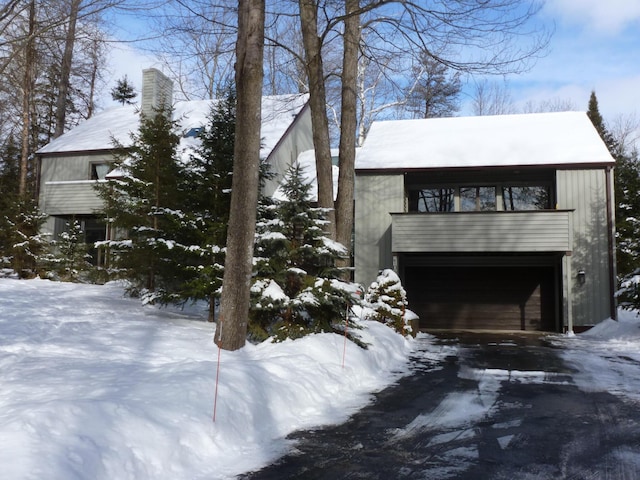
<box><xmin>404</xmin><ymin>265</ymin><xmax>557</xmax><ymax>331</ymax></box>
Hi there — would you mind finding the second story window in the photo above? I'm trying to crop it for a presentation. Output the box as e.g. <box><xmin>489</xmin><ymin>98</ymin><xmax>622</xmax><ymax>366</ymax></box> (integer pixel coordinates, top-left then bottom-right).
<box><xmin>460</xmin><ymin>186</ymin><xmax>496</xmax><ymax>211</ymax></box>
<box><xmin>502</xmin><ymin>185</ymin><xmax>551</xmax><ymax>210</ymax></box>
<box><xmin>411</xmin><ymin>188</ymin><xmax>455</xmax><ymax>212</ymax></box>
<box><xmin>91</xmin><ymin>163</ymin><xmax>111</xmax><ymax>180</ymax></box>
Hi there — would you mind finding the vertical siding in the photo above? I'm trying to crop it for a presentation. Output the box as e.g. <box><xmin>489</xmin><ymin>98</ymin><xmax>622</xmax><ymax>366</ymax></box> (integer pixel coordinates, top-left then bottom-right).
<box><xmin>354</xmin><ymin>174</ymin><xmax>404</xmax><ymax>287</ymax></box>
<box><xmin>557</xmin><ymin>169</ymin><xmax>612</xmax><ymax>326</ymax></box>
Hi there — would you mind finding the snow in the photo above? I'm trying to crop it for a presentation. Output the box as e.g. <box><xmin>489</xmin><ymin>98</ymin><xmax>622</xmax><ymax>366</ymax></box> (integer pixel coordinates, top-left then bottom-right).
<box><xmin>37</xmin><ymin>94</ymin><xmax>308</xmax><ymax>160</ymax></box>
<box><xmin>356</xmin><ymin>111</ymin><xmax>615</xmax><ymax>170</ymax></box>
<box><xmin>4</xmin><ymin>277</ymin><xmax>640</xmax><ymax>479</ymax></box>
<box><xmin>551</xmin><ymin>309</ymin><xmax>640</xmax><ymax>402</ymax></box>
<box><xmin>0</xmin><ymin>277</ymin><xmax>413</xmax><ymax>480</ymax></box>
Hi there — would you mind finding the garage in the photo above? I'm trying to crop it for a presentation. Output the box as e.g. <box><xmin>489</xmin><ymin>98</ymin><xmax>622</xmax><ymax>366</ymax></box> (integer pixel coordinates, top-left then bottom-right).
<box><xmin>403</xmin><ymin>261</ymin><xmax>559</xmax><ymax>332</ymax></box>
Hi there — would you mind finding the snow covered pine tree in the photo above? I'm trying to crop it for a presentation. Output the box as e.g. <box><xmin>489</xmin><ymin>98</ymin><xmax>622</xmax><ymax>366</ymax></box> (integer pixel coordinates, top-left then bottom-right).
<box><xmin>250</xmin><ymin>164</ymin><xmax>354</xmax><ymax>341</ymax></box>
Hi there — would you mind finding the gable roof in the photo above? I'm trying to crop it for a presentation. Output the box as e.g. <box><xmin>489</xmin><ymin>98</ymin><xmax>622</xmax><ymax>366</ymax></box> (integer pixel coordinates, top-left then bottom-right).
<box><xmin>37</xmin><ymin>94</ymin><xmax>309</xmax><ymax>160</ymax></box>
<box><xmin>356</xmin><ymin>111</ymin><xmax>615</xmax><ymax>171</ymax></box>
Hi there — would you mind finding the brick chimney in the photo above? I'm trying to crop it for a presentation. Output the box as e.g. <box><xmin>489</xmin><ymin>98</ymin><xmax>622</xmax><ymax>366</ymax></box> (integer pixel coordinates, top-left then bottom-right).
<box><xmin>141</xmin><ymin>68</ymin><xmax>173</xmax><ymax>117</ymax></box>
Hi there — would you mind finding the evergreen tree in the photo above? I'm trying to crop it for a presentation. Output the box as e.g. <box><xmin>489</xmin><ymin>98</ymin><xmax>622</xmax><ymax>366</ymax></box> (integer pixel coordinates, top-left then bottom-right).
<box><xmin>8</xmin><ymin>199</ymin><xmax>50</xmax><ymax>278</ymax></box>
<box><xmin>50</xmin><ymin>220</ymin><xmax>92</xmax><ymax>281</ymax></box>
<box><xmin>406</xmin><ymin>53</ymin><xmax>462</xmax><ymax>119</ymax></box>
<box><xmin>614</xmin><ymin>147</ymin><xmax>640</xmax><ymax>279</ymax></box>
<box><xmin>364</xmin><ymin>269</ymin><xmax>418</xmax><ymax>336</ymax></box>
<box><xmin>110</xmin><ymin>75</ymin><xmax>137</xmax><ymax>105</ymax></box>
<box><xmin>587</xmin><ymin>91</ymin><xmax>617</xmax><ymax>151</ymax></box>
<box><xmin>96</xmin><ymin>103</ymin><xmax>189</xmax><ymax>301</ymax></box>
<box><xmin>0</xmin><ymin>138</ymin><xmax>50</xmax><ymax>277</ymax></box>
<box><xmin>177</xmin><ymin>89</ymin><xmax>237</xmax><ymax>319</ymax></box>
<box><xmin>250</xmin><ymin>164</ymin><xmax>352</xmax><ymax>341</ymax></box>
<box><xmin>0</xmin><ymin>139</ymin><xmax>21</xmax><ymax>269</ymax></box>
<box><xmin>587</xmin><ymin>92</ymin><xmax>640</xmax><ymax>308</ymax></box>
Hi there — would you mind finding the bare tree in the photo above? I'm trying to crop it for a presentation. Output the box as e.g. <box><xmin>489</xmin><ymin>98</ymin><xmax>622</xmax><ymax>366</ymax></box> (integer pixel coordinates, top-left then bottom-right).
<box><xmin>471</xmin><ymin>79</ymin><xmax>516</xmax><ymax>116</ymax></box>
<box><xmin>147</xmin><ymin>1</ymin><xmax>236</xmax><ymax>100</ymax></box>
<box><xmin>53</xmin><ymin>0</ymin><xmax>83</xmax><ymax>138</ymax></box>
<box><xmin>609</xmin><ymin>112</ymin><xmax>640</xmax><ymax>157</ymax></box>
<box><xmin>295</xmin><ymin>0</ymin><xmax>549</xmax><ymax>254</ymax></box>
<box><xmin>298</xmin><ymin>0</ymin><xmax>336</xmax><ymax>240</ymax></box>
<box><xmin>215</xmin><ymin>0</ymin><xmax>265</xmax><ymax>351</ymax></box>
<box><xmin>18</xmin><ymin>0</ymin><xmax>35</xmax><ymax>199</ymax></box>
<box><xmin>522</xmin><ymin>97</ymin><xmax>577</xmax><ymax>114</ymax></box>
<box><xmin>334</xmin><ymin>0</ymin><xmax>358</xmax><ymax>267</ymax></box>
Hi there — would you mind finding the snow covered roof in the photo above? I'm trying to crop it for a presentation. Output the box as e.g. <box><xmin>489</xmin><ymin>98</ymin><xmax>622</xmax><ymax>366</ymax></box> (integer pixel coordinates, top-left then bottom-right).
<box><xmin>37</xmin><ymin>94</ymin><xmax>309</xmax><ymax>159</ymax></box>
<box><xmin>356</xmin><ymin>111</ymin><xmax>615</xmax><ymax>171</ymax></box>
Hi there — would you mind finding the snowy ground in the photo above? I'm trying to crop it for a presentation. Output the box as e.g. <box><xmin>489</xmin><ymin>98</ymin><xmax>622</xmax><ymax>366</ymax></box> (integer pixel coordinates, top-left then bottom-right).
<box><xmin>551</xmin><ymin>309</ymin><xmax>640</xmax><ymax>402</ymax></box>
<box><xmin>2</xmin><ymin>278</ymin><xmax>640</xmax><ymax>480</ymax></box>
<box><xmin>0</xmin><ymin>278</ymin><xmax>415</xmax><ymax>480</ymax></box>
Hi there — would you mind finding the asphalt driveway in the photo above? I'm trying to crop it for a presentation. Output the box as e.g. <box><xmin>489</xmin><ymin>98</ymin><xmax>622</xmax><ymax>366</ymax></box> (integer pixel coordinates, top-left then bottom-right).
<box><xmin>240</xmin><ymin>331</ymin><xmax>640</xmax><ymax>479</ymax></box>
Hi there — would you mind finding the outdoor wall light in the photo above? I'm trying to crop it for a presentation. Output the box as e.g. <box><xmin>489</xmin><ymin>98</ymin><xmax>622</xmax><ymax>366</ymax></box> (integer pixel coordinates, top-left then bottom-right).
<box><xmin>577</xmin><ymin>269</ymin><xmax>586</xmax><ymax>285</ymax></box>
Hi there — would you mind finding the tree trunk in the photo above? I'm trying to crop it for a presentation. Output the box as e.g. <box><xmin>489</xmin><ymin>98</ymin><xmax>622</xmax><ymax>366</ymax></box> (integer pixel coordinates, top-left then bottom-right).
<box><xmin>19</xmin><ymin>0</ymin><xmax>36</xmax><ymax>199</ymax></box>
<box><xmin>298</xmin><ymin>0</ymin><xmax>336</xmax><ymax>240</ymax></box>
<box><xmin>215</xmin><ymin>0</ymin><xmax>264</xmax><ymax>351</ymax></box>
<box><xmin>335</xmin><ymin>0</ymin><xmax>359</xmax><ymax>276</ymax></box>
<box><xmin>54</xmin><ymin>0</ymin><xmax>81</xmax><ymax>138</ymax></box>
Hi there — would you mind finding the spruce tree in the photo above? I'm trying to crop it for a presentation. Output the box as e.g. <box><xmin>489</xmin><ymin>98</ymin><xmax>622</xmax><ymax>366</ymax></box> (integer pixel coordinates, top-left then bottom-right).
<box><xmin>177</xmin><ymin>89</ymin><xmax>237</xmax><ymax>319</ymax></box>
<box><xmin>50</xmin><ymin>220</ymin><xmax>91</xmax><ymax>281</ymax></box>
<box><xmin>364</xmin><ymin>269</ymin><xmax>418</xmax><ymax>336</ymax></box>
<box><xmin>250</xmin><ymin>164</ymin><xmax>352</xmax><ymax>341</ymax></box>
<box><xmin>587</xmin><ymin>92</ymin><xmax>640</xmax><ymax>308</ymax></box>
<box><xmin>0</xmin><ymin>139</ymin><xmax>21</xmax><ymax>269</ymax></box>
<box><xmin>96</xmin><ymin>103</ymin><xmax>189</xmax><ymax>301</ymax></box>
<box><xmin>110</xmin><ymin>75</ymin><xmax>137</xmax><ymax>105</ymax></box>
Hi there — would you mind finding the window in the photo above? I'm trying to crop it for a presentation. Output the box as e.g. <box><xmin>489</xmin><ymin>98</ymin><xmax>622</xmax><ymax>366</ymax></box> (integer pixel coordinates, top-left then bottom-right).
<box><xmin>460</xmin><ymin>186</ymin><xmax>496</xmax><ymax>211</ymax></box>
<box><xmin>502</xmin><ymin>185</ymin><xmax>550</xmax><ymax>210</ymax></box>
<box><xmin>411</xmin><ymin>188</ymin><xmax>455</xmax><ymax>212</ymax></box>
<box><xmin>90</xmin><ymin>163</ymin><xmax>111</xmax><ymax>180</ymax></box>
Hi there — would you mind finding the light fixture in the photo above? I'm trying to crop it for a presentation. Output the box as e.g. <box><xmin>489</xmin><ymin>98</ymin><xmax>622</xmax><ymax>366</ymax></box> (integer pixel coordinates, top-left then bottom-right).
<box><xmin>577</xmin><ymin>269</ymin><xmax>586</xmax><ymax>285</ymax></box>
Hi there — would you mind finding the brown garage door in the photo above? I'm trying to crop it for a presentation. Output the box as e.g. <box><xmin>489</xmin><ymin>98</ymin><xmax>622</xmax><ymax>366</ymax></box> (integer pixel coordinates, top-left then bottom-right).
<box><xmin>404</xmin><ymin>265</ymin><xmax>557</xmax><ymax>331</ymax></box>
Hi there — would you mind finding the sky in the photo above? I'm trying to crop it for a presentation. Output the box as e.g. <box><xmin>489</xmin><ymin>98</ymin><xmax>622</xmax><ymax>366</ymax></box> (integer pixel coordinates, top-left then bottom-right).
<box><xmin>2</xmin><ymin>277</ymin><xmax>640</xmax><ymax>479</ymax></box>
<box><xmin>103</xmin><ymin>1</ymin><xmax>640</xmax><ymax>129</ymax></box>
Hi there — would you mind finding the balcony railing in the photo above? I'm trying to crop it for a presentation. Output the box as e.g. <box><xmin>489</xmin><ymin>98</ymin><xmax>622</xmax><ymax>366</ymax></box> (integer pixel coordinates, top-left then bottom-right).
<box><xmin>391</xmin><ymin>210</ymin><xmax>572</xmax><ymax>253</ymax></box>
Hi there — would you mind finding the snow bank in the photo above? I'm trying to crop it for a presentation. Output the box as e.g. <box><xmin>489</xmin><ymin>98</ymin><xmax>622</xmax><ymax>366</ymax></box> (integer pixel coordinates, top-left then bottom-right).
<box><xmin>552</xmin><ymin>309</ymin><xmax>640</xmax><ymax>402</ymax></box>
<box><xmin>0</xmin><ymin>278</ymin><xmax>413</xmax><ymax>480</ymax></box>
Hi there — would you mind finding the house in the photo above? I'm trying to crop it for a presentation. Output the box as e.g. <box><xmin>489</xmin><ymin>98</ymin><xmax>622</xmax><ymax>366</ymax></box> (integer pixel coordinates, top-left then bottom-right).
<box><xmin>354</xmin><ymin>112</ymin><xmax>616</xmax><ymax>333</ymax></box>
<box><xmin>36</xmin><ymin>68</ymin><xmax>313</xmax><ymax>262</ymax></box>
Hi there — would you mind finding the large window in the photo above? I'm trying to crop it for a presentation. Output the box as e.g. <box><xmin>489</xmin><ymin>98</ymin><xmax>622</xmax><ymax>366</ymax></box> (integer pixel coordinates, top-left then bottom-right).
<box><xmin>460</xmin><ymin>186</ymin><xmax>496</xmax><ymax>211</ymax></box>
<box><xmin>502</xmin><ymin>185</ymin><xmax>550</xmax><ymax>210</ymax></box>
<box><xmin>409</xmin><ymin>183</ymin><xmax>552</xmax><ymax>212</ymax></box>
<box><xmin>412</xmin><ymin>188</ymin><xmax>455</xmax><ymax>212</ymax></box>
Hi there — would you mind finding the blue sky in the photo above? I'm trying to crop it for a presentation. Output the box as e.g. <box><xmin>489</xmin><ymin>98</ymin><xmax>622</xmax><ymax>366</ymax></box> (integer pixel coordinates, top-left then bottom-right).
<box><xmin>500</xmin><ymin>0</ymin><xmax>640</xmax><ymax>120</ymax></box>
<box><xmin>105</xmin><ymin>1</ymin><xmax>639</xmax><ymax>127</ymax></box>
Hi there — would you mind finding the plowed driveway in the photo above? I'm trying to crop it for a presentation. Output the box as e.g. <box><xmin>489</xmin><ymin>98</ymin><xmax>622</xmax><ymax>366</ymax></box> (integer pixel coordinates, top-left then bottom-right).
<box><xmin>241</xmin><ymin>332</ymin><xmax>640</xmax><ymax>479</ymax></box>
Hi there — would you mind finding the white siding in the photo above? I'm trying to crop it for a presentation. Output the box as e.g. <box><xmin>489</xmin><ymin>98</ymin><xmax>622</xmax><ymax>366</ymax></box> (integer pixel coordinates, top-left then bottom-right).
<box><xmin>263</xmin><ymin>106</ymin><xmax>313</xmax><ymax>197</ymax></box>
<box><xmin>40</xmin><ymin>181</ymin><xmax>105</xmax><ymax>215</ymax></box>
<box><xmin>354</xmin><ymin>174</ymin><xmax>404</xmax><ymax>287</ymax></box>
<box><xmin>40</xmin><ymin>153</ymin><xmax>114</xmax><ymax>183</ymax></box>
<box><xmin>557</xmin><ymin>169</ymin><xmax>613</xmax><ymax>327</ymax></box>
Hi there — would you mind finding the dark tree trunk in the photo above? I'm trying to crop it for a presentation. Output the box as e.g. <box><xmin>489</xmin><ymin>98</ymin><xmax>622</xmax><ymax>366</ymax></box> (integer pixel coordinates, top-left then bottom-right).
<box><xmin>335</xmin><ymin>0</ymin><xmax>359</xmax><ymax>276</ymax></box>
<box><xmin>215</xmin><ymin>0</ymin><xmax>265</xmax><ymax>351</ymax></box>
<box><xmin>54</xmin><ymin>0</ymin><xmax>81</xmax><ymax>138</ymax></box>
<box><xmin>19</xmin><ymin>0</ymin><xmax>36</xmax><ymax>199</ymax></box>
<box><xmin>298</xmin><ymin>0</ymin><xmax>336</xmax><ymax>240</ymax></box>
